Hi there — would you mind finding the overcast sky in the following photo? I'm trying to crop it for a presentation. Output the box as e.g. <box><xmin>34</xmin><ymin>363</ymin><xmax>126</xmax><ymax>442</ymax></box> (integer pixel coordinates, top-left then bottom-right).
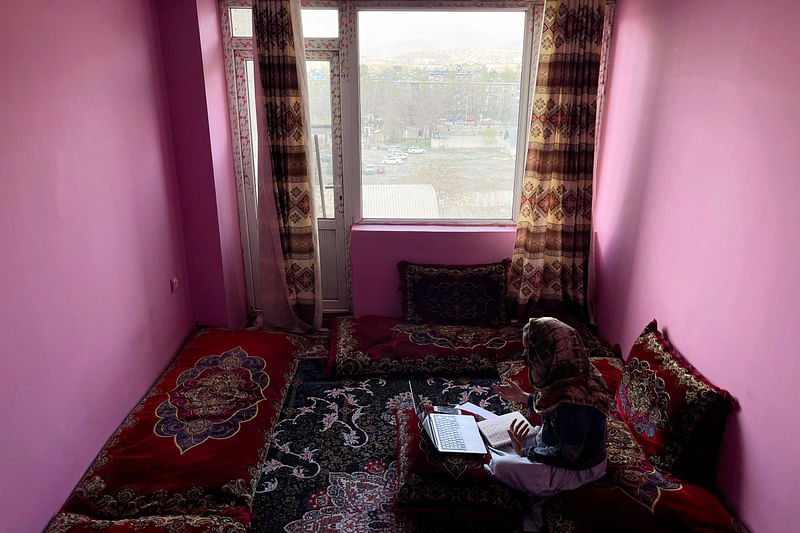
<box><xmin>301</xmin><ymin>9</ymin><xmax>525</xmax><ymax>57</ymax></box>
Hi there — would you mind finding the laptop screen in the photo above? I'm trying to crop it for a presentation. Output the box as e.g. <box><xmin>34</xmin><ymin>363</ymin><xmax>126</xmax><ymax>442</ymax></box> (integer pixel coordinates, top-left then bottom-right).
<box><xmin>408</xmin><ymin>381</ymin><xmax>427</xmax><ymax>422</ymax></box>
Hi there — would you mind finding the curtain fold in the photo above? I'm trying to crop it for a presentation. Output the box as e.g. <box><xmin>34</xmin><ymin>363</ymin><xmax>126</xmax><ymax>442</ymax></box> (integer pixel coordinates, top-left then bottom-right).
<box><xmin>253</xmin><ymin>0</ymin><xmax>322</xmax><ymax>331</ymax></box>
<box><xmin>509</xmin><ymin>0</ymin><xmax>605</xmax><ymax>321</ymax></box>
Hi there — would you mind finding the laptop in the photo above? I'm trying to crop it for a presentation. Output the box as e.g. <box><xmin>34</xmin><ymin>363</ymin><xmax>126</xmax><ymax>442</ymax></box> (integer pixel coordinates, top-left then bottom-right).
<box><xmin>409</xmin><ymin>381</ymin><xmax>486</xmax><ymax>454</ymax></box>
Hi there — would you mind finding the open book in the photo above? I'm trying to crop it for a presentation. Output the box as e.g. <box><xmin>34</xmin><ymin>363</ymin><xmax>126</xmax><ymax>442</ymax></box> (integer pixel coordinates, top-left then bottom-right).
<box><xmin>477</xmin><ymin>411</ymin><xmax>535</xmax><ymax>450</ymax></box>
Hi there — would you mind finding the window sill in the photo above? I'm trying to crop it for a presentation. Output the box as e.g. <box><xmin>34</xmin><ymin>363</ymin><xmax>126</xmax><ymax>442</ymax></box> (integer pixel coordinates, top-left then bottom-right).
<box><xmin>352</xmin><ymin>223</ymin><xmax>517</xmax><ymax>233</ymax></box>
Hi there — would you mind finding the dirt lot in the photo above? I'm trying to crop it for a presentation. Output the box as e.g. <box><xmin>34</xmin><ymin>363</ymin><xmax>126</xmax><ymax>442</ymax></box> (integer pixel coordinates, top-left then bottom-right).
<box><xmin>360</xmin><ymin>146</ymin><xmax>517</xmax><ymax>219</ymax></box>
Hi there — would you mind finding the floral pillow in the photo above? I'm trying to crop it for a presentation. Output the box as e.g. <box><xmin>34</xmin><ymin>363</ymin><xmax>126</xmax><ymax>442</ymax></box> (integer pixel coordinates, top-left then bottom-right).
<box><xmin>398</xmin><ymin>260</ymin><xmax>510</xmax><ymax>326</ymax></box>
<box><xmin>617</xmin><ymin>320</ymin><xmax>735</xmax><ymax>486</ymax></box>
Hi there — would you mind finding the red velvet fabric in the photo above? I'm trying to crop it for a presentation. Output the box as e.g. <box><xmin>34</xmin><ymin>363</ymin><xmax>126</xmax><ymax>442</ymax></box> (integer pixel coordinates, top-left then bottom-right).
<box><xmin>60</xmin><ymin>329</ymin><xmax>302</xmax><ymax>523</ymax></box>
<box><xmin>326</xmin><ymin>315</ymin><xmax>523</xmax><ymax>376</ymax></box>
<box><xmin>552</xmin><ymin>479</ymin><xmax>739</xmax><ymax>533</ymax></box>
<box><xmin>617</xmin><ymin>320</ymin><xmax>735</xmax><ymax>485</ymax></box>
<box><xmin>394</xmin><ymin>408</ymin><xmax>527</xmax><ymax>530</ymax></box>
<box><xmin>45</xmin><ymin>513</ymin><xmax>246</xmax><ymax>533</ymax></box>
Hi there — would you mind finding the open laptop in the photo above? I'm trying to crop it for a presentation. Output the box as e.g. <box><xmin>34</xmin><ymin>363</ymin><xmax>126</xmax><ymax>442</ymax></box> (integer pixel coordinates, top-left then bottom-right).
<box><xmin>409</xmin><ymin>381</ymin><xmax>486</xmax><ymax>454</ymax></box>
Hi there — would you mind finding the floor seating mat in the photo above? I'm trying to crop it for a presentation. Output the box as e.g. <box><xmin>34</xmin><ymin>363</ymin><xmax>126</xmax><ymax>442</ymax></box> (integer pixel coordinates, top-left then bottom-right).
<box><xmin>59</xmin><ymin>329</ymin><xmax>307</xmax><ymax>524</ymax></box>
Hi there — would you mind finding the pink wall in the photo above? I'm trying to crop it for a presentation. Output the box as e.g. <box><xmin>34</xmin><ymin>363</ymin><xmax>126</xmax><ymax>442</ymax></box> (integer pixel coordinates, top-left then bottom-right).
<box><xmin>0</xmin><ymin>2</ymin><xmax>194</xmax><ymax>532</ymax></box>
<box><xmin>156</xmin><ymin>0</ymin><xmax>246</xmax><ymax>328</ymax></box>
<box><xmin>594</xmin><ymin>1</ymin><xmax>800</xmax><ymax>531</ymax></box>
<box><xmin>351</xmin><ymin>225</ymin><xmax>516</xmax><ymax>316</ymax></box>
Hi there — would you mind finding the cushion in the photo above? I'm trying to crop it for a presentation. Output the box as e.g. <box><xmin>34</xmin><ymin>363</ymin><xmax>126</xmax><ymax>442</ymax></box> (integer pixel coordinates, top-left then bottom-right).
<box><xmin>326</xmin><ymin>315</ymin><xmax>523</xmax><ymax>376</ymax></box>
<box><xmin>45</xmin><ymin>513</ymin><xmax>247</xmax><ymax>533</ymax></box>
<box><xmin>60</xmin><ymin>329</ymin><xmax>303</xmax><ymax>523</ymax></box>
<box><xmin>394</xmin><ymin>408</ymin><xmax>527</xmax><ymax>530</ymax></box>
<box><xmin>617</xmin><ymin>320</ymin><xmax>735</xmax><ymax>485</ymax></box>
<box><xmin>544</xmin><ymin>409</ymin><xmax>738</xmax><ymax>533</ymax></box>
<box><xmin>398</xmin><ymin>260</ymin><xmax>510</xmax><ymax>326</ymax></box>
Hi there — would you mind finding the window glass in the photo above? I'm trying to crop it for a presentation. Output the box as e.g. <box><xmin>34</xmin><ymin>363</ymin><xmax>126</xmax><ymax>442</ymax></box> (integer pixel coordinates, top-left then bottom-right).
<box><xmin>306</xmin><ymin>60</ymin><xmax>335</xmax><ymax>219</ymax></box>
<box><xmin>230</xmin><ymin>7</ymin><xmax>253</xmax><ymax>38</ymax></box>
<box><xmin>358</xmin><ymin>10</ymin><xmax>525</xmax><ymax>220</ymax></box>
<box><xmin>301</xmin><ymin>9</ymin><xmax>339</xmax><ymax>38</ymax></box>
<box><xmin>245</xmin><ymin>59</ymin><xmax>258</xmax><ymax>195</ymax></box>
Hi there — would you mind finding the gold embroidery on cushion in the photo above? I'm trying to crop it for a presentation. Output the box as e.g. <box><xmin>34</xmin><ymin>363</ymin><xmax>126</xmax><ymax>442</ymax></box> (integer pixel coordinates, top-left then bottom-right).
<box><xmin>640</xmin><ymin>332</ymin><xmax>724</xmax><ymax>474</ymax></box>
<box><xmin>334</xmin><ymin>318</ymin><xmax>371</xmax><ymax>375</ymax></box>
<box><xmin>391</xmin><ymin>323</ymin><xmax>520</xmax><ymax>350</ymax></box>
<box><xmin>68</xmin><ymin>334</ymin><xmax>303</xmax><ymax>520</ymax></box>
<box><xmin>45</xmin><ymin>512</ymin><xmax>248</xmax><ymax>533</ymax></box>
<box><xmin>601</xmin><ymin>413</ymin><xmax>682</xmax><ymax>512</ymax></box>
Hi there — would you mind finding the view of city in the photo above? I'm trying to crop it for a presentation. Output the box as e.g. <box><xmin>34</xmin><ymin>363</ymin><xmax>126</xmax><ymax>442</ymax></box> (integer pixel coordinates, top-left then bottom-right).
<box><xmin>307</xmin><ymin>10</ymin><xmax>527</xmax><ymax>220</ymax></box>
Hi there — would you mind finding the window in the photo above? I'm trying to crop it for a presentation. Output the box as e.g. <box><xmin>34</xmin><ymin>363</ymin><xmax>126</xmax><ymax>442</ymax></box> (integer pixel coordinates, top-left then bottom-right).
<box><xmin>306</xmin><ymin>60</ymin><xmax>335</xmax><ymax>218</ymax></box>
<box><xmin>220</xmin><ymin>1</ymin><xmax>543</xmax><ymax>309</ymax></box>
<box><xmin>300</xmin><ymin>8</ymin><xmax>339</xmax><ymax>37</ymax></box>
<box><xmin>229</xmin><ymin>7</ymin><xmax>253</xmax><ymax>37</ymax></box>
<box><xmin>357</xmin><ymin>10</ymin><xmax>530</xmax><ymax>221</ymax></box>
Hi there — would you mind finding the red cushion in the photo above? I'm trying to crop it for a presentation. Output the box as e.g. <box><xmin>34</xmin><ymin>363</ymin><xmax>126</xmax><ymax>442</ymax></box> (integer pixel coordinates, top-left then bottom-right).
<box><xmin>545</xmin><ymin>408</ymin><xmax>737</xmax><ymax>532</ymax></box>
<box><xmin>394</xmin><ymin>408</ymin><xmax>527</xmax><ymax>529</ymax></box>
<box><xmin>326</xmin><ymin>315</ymin><xmax>523</xmax><ymax>376</ymax></box>
<box><xmin>550</xmin><ymin>481</ymin><xmax>738</xmax><ymax>533</ymax></box>
<box><xmin>60</xmin><ymin>329</ymin><xmax>302</xmax><ymax>522</ymax></box>
<box><xmin>45</xmin><ymin>513</ymin><xmax>246</xmax><ymax>533</ymax></box>
<box><xmin>617</xmin><ymin>320</ymin><xmax>735</xmax><ymax>485</ymax></box>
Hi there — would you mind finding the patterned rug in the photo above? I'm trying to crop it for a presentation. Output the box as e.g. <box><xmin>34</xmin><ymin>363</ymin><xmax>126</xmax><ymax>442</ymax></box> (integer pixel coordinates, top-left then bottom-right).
<box><xmin>251</xmin><ymin>358</ymin><xmax>514</xmax><ymax>533</ymax></box>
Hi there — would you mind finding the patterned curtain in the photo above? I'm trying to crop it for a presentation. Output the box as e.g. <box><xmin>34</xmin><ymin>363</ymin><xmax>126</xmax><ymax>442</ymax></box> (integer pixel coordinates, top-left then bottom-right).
<box><xmin>509</xmin><ymin>0</ymin><xmax>605</xmax><ymax>320</ymax></box>
<box><xmin>253</xmin><ymin>0</ymin><xmax>322</xmax><ymax>330</ymax></box>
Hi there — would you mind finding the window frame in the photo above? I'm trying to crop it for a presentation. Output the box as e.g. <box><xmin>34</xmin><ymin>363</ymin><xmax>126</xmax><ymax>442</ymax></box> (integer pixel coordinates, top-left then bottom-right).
<box><xmin>219</xmin><ymin>0</ymin><xmax>545</xmax><ymax>311</ymax></box>
<box><xmin>220</xmin><ymin>0</ymin><xmax>543</xmax><ymax>226</ymax></box>
<box><xmin>220</xmin><ymin>0</ymin><xmax>259</xmax><ymax>310</ymax></box>
<box><xmin>304</xmin><ymin>43</ymin><xmax>343</xmax><ymax>221</ymax></box>
<box><xmin>303</xmin><ymin>39</ymin><xmax>351</xmax><ymax>311</ymax></box>
<box><xmin>334</xmin><ymin>1</ymin><xmax>543</xmax><ymax>226</ymax></box>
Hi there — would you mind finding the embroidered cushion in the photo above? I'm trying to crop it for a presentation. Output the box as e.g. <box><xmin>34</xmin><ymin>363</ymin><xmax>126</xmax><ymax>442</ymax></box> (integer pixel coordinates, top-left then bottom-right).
<box><xmin>59</xmin><ymin>329</ymin><xmax>302</xmax><ymax>523</ymax></box>
<box><xmin>325</xmin><ymin>315</ymin><xmax>523</xmax><ymax>376</ymax></box>
<box><xmin>394</xmin><ymin>408</ymin><xmax>527</xmax><ymax>530</ymax></box>
<box><xmin>493</xmin><ymin>327</ymin><xmax>737</xmax><ymax>532</ymax></box>
<box><xmin>544</xmin><ymin>409</ymin><xmax>738</xmax><ymax>532</ymax></box>
<box><xmin>45</xmin><ymin>513</ymin><xmax>247</xmax><ymax>533</ymax></box>
<box><xmin>617</xmin><ymin>320</ymin><xmax>735</xmax><ymax>485</ymax></box>
<box><xmin>398</xmin><ymin>260</ymin><xmax>510</xmax><ymax>326</ymax></box>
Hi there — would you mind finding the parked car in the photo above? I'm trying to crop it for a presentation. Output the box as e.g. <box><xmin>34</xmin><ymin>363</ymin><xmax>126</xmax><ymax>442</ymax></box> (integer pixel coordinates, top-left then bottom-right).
<box><xmin>381</xmin><ymin>156</ymin><xmax>402</xmax><ymax>165</ymax></box>
<box><xmin>375</xmin><ymin>165</ymin><xmax>385</xmax><ymax>174</ymax></box>
<box><xmin>388</xmin><ymin>150</ymin><xmax>408</xmax><ymax>159</ymax></box>
<box><xmin>364</xmin><ymin>164</ymin><xmax>376</xmax><ymax>175</ymax></box>
<box><xmin>406</xmin><ymin>147</ymin><xmax>425</xmax><ymax>154</ymax></box>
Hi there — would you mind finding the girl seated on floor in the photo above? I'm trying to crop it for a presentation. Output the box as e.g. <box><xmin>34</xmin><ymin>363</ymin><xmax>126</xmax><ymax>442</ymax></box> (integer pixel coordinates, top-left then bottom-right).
<box><xmin>487</xmin><ymin>317</ymin><xmax>610</xmax><ymax>532</ymax></box>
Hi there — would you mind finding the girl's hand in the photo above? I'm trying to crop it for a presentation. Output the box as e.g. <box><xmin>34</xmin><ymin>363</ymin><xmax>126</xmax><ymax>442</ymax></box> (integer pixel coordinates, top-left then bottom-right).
<box><xmin>507</xmin><ymin>419</ymin><xmax>531</xmax><ymax>457</ymax></box>
<box><xmin>492</xmin><ymin>380</ymin><xmax>529</xmax><ymax>405</ymax></box>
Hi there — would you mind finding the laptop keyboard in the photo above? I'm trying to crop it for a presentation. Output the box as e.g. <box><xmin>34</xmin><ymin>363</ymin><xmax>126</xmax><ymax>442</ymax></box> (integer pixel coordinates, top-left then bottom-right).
<box><xmin>435</xmin><ymin>415</ymin><xmax>466</xmax><ymax>450</ymax></box>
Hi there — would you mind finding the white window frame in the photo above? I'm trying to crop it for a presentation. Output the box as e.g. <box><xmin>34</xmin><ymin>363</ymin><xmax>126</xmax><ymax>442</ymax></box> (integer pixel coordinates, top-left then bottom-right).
<box><xmin>303</xmin><ymin>38</ymin><xmax>351</xmax><ymax>311</ymax></box>
<box><xmin>333</xmin><ymin>0</ymin><xmax>543</xmax><ymax>226</ymax></box>
<box><xmin>219</xmin><ymin>0</ymin><xmax>545</xmax><ymax>310</ymax></box>
<box><xmin>220</xmin><ymin>0</ymin><xmax>259</xmax><ymax>311</ymax></box>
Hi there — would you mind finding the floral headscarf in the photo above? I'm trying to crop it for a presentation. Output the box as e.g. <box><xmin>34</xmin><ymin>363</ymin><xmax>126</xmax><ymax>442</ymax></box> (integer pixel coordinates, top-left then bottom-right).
<box><xmin>524</xmin><ymin>317</ymin><xmax>610</xmax><ymax>415</ymax></box>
